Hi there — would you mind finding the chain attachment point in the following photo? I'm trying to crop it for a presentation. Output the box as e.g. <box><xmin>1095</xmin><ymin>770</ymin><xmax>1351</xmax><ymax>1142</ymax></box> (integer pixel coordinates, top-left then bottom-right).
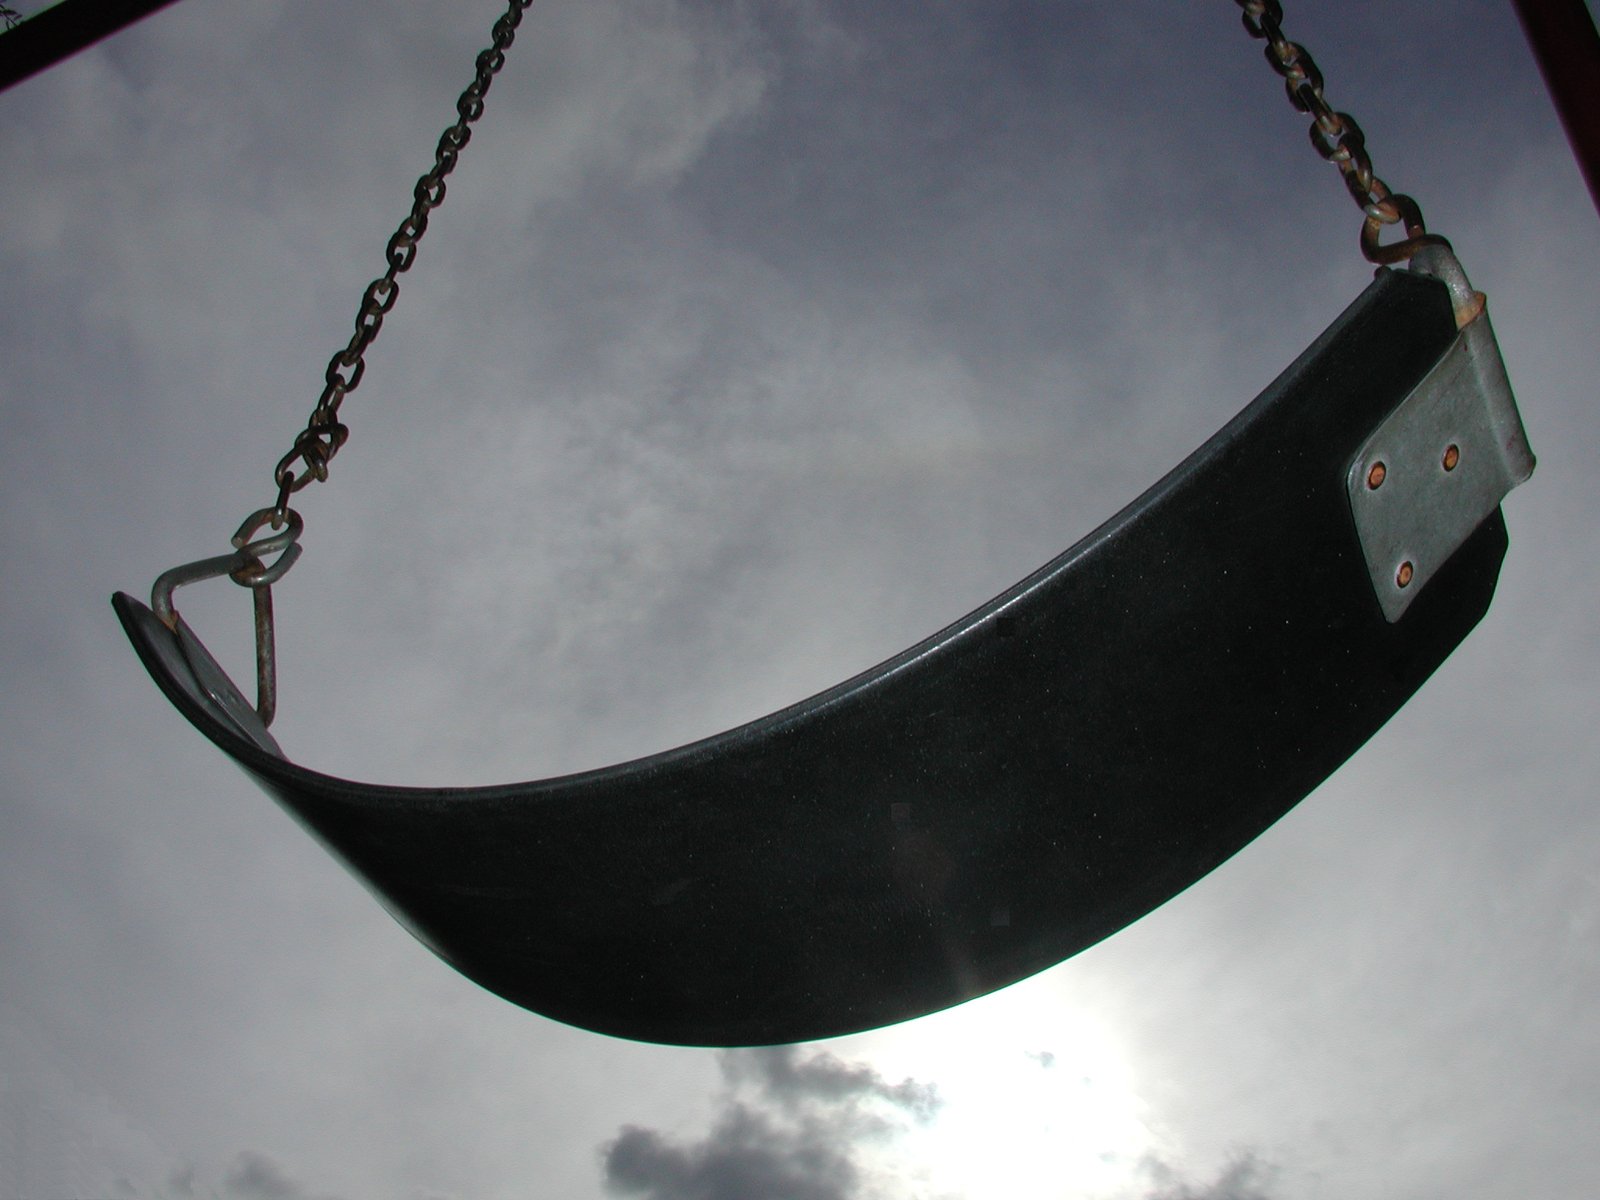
<box><xmin>151</xmin><ymin>0</ymin><xmax>532</xmax><ymax>729</ymax></box>
<box><xmin>1235</xmin><ymin>0</ymin><xmax>1445</xmax><ymax>265</ymax></box>
<box><xmin>149</xmin><ymin>509</ymin><xmax>304</xmax><ymax>727</ymax></box>
<box><xmin>265</xmin><ymin>0</ymin><xmax>532</xmax><ymax>526</ymax></box>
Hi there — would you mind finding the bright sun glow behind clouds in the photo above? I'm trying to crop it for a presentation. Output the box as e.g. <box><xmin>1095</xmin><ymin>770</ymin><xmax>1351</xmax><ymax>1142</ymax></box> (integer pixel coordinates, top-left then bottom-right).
<box><xmin>850</xmin><ymin>981</ymin><xmax>1156</xmax><ymax>1198</ymax></box>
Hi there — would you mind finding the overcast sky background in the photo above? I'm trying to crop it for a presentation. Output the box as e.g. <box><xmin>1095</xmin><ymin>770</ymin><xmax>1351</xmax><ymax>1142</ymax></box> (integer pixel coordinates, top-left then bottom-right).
<box><xmin>2</xmin><ymin>1</ymin><xmax>1597</xmax><ymax>1197</ymax></box>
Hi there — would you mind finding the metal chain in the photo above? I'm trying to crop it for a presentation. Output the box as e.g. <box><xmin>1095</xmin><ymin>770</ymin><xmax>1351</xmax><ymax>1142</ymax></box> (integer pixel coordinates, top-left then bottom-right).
<box><xmin>268</xmin><ymin>0</ymin><xmax>534</xmax><ymax>526</ymax></box>
<box><xmin>264</xmin><ymin>0</ymin><xmax>1437</xmax><ymax>529</ymax></box>
<box><xmin>1235</xmin><ymin>0</ymin><xmax>1449</xmax><ymax>265</ymax></box>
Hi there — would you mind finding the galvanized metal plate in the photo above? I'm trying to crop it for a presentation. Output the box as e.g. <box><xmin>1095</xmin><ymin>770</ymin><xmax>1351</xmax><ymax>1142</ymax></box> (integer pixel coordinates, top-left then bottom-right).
<box><xmin>1347</xmin><ymin>304</ymin><xmax>1535</xmax><ymax>622</ymax></box>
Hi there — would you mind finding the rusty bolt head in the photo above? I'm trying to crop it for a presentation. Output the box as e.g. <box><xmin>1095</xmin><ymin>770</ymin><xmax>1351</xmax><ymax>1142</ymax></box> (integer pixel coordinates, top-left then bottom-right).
<box><xmin>1442</xmin><ymin>443</ymin><xmax>1460</xmax><ymax>471</ymax></box>
<box><xmin>1366</xmin><ymin>461</ymin><xmax>1387</xmax><ymax>489</ymax></box>
<box><xmin>1396</xmin><ymin>560</ymin><xmax>1414</xmax><ymax>588</ymax></box>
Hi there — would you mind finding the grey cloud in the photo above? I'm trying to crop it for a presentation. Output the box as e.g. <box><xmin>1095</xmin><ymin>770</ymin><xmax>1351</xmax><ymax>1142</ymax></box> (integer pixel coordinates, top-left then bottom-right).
<box><xmin>602</xmin><ymin>1048</ymin><xmax>1278</xmax><ymax>1200</ymax></box>
<box><xmin>605</xmin><ymin>1108</ymin><xmax>857</xmax><ymax>1200</ymax></box>
<box><xmin>721</xmin><ymin>1046</ymin><xmax>940</xmax><ymax>1122</ymax></box>
<box><xmin>220</xmin><ymin>1150</ymin><xmax>341</xmax><ymax>1200</ymax></box>
<box><xmin>87</xmin><ymin>1150</ymin><xmax>346</xmax><ymax>1200</ymax></box>
<box><xmin>168</xmin><ymin>1163</ymin><xmax>198</xmax><ymax>1196</ymax></box>
<box><xmin>1139</xmin><ymin>1153</ymin><xmax>1279</xmax><ymax>1200</ymax></box>
<box><xmin>601</xmin><ymin>1046</ymin><xmax>938</xmax><ymax>1200</ymax></box>
<box><xmin>224</xmin><ymin>1151</ymin><xmax>300</xmax><ymax>1199</ymax></box>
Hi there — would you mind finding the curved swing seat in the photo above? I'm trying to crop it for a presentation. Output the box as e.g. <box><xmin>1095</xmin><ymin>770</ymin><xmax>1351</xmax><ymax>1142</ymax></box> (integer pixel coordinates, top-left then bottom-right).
<box><xmin>116</xmin><ymin>267</ymin><xmax>1528</xmax><ymax>1046</ymax></box>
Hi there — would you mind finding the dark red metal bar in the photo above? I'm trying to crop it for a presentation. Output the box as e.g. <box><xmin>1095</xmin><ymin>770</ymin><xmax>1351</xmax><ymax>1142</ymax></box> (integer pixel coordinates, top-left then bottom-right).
<box><xmin>1510</xmin><ymin>0</ymin><xmax>1600</xmax><ymax>213</ymax></box>
<box><xmin>0</xmin><ymin>0</ymin><xmax>184</xmax><ymax>94</ymax></box>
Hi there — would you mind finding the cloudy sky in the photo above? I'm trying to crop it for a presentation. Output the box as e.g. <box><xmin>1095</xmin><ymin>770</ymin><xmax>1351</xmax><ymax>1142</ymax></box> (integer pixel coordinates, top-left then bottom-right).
<box><xmin>2</xmin><ymin>0</ymin><xmax>1597</xmax><ymax>1197</ymax></box>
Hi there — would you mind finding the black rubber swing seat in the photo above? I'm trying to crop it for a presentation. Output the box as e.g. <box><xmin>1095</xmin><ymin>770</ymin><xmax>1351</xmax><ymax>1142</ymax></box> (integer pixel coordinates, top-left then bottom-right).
<box><xmin>117</xmin><ymin>267</ymin><xmax>1516</xmax><ymax>1046</ymax></box>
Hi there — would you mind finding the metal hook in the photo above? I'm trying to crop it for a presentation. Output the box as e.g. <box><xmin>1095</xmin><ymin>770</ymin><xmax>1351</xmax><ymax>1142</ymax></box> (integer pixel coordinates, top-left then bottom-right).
<box><xmin>149</xmin><ymin>508</ymin><xmax>303</xmax><ymax>727</ymax></box>
<box><xmin>1407</xmin><ymin>243</ymin><xmax>1487</xmax><ymax>330</ymax></box>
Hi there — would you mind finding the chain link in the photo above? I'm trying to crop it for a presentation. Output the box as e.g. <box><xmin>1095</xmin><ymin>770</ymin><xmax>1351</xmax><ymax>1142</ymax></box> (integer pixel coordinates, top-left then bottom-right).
<box><xmin>269</xmin><ymin>0</ymin><xmax>534</xmax><ymax>524</ymax></box>
<box><xmin>1235</xmin><ymin>0</ymin><xmax>1449</xmax><ymax>265</ymax></box>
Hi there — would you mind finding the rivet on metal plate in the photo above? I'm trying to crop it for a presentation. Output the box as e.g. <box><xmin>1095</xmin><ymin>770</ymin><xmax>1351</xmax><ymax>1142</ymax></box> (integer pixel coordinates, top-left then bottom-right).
<box><xmin>1346</xmin><ymin>252</ymin><xmax>1535</xmax><ymax>623</ymax></box>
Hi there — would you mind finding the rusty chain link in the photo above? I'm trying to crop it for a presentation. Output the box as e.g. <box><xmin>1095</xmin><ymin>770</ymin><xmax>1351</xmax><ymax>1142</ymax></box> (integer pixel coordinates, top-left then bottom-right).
<box><xmin>267</xmin><ymin>0</ymin><xmax>534</xmax><ymax>526</ymax></box>
<box><xmin>1235</xmin><ymin>0</ymin><xmax>1450</xmax><ymax>265</ymax></box>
